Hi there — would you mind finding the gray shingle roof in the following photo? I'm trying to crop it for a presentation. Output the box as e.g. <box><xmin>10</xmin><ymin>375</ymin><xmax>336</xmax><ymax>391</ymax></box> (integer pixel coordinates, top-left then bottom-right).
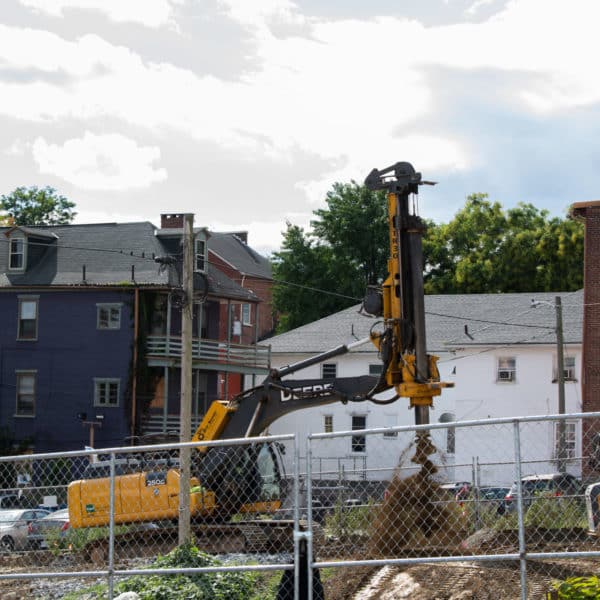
<box><xmin>208</xmin><ymin>232</ymin><xmax>271</xmax><ymax>279</ymax></box>
<box><xmin>265</xmin><ymin>290</ymin><xmax>583</xmax><ymax>354</ymax></box>
<box><xmin>0</xmin><ymin>222</ymin><xmax>257</xmax><ymax>301</ymax></box>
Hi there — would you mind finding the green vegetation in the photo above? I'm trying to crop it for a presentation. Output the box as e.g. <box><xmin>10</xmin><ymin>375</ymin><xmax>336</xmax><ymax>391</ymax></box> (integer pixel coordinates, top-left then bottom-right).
<box><xmin>324</xmin><ymin>499</ymin><xmax>375</xmax><ymax>538</ymax></box>
<box><xmin>44</xmin><ymin>524</ymin><xmax>132</xmax><ymax>555</ymax></box>
<box><xmin>484</xmin><ymin>493</ymin><xmax>587</xmax><ymax>531</ymax></box>
<box><xmin>115</xmin><ymin>542</ymin><xmax>258</xmax><ymax>599</ymax></box>
<box><xmin>0</xmin><ymin>185</ymin><xmax>76</xmax><ymax>226</ymax></box>
<box><xmin>551</xmin><ymin>575</ymin><xmax>600</xmax><ymax>598</ymax></box>
<box><xmin>524</xmin><ymin>496</ymin><xmax>586</xmax><ymax>529</ymax></box>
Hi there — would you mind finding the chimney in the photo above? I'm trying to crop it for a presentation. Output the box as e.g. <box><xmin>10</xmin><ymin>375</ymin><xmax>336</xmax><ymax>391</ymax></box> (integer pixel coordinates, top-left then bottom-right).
<box><xmin>570</xmin><ymin>200</ymin><xmax>600</xmax><ymax>476</ymax></box>
<box><xmin>161</xmin><ymin>214</ymin><xmax>184</xmax><ymax>229</ymax></box>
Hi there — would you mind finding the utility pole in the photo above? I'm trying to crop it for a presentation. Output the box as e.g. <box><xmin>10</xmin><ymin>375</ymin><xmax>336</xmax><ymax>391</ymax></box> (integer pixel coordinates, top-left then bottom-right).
<box><xmin>555</xmin><ymin>296</ymin><xmax>567</xmax><ymax>473</ymax></box>
<box><xmin>179</xmin><ymin>213</ymin><xmax>194</xmax><ymax>545</ymax></box>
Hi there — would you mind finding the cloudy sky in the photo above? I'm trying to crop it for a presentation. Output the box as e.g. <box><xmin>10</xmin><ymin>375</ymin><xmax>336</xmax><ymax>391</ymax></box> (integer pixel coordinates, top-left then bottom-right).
<box><xmin>1</xmin><ymin>0</ymin><xmax>599</xmax><ymax>254</ymax></box>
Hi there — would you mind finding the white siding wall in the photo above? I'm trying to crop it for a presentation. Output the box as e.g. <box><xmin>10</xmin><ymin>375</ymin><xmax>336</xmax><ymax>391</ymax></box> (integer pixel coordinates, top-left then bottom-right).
<box><xmin>262</xmin><ymin>344</ymin><xmax>582</xmax><ymax>486</ymax></box>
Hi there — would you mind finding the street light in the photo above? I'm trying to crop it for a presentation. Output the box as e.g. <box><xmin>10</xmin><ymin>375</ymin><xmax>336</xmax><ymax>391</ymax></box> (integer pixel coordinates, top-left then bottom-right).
<box><xmin>531</xmin><ymin>296</ymin><xmax>567</xmax><ymax>472</ymax></box>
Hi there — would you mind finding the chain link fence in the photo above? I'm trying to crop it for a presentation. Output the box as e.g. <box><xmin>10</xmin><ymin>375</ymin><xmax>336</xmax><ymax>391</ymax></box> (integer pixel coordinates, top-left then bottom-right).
<box><xmin>0</xmin><ymin>413</ymin><xmax>600</xmax><ymax>599</ymax></box>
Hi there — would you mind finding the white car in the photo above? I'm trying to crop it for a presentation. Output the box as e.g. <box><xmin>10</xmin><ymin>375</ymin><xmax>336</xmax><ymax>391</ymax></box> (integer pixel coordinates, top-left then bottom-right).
<box><xmin>0</xmin><ymin>508</ymin><xmax>49</xmax><ymax>551</ymax></box>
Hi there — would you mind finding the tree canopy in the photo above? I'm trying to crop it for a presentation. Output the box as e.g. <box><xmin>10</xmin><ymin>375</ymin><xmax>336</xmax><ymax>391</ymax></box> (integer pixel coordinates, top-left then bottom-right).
<box><xmin>272</xmin><ymin>186</ymin><xmax>583</xmax><ymax>333</ymax></box>
<box><xmin>0</xmin><ymin>186</ymin><xmax>76</xmax><ymax>226</ymax></box>
<box><xmin>272</xmin><ymin>182</ymin><xmax>388</xmax><ymax>332</ymax></box>
<box><xmin>423</xmin><ymin>194</ymin><xmax>584</xmax><ymax>294</ymax></box>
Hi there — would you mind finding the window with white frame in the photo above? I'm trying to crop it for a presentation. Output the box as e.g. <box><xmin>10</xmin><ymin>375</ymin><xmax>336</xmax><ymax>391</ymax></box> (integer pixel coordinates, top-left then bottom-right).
<box><xmin>554</xmin><ymin>421</ymin><xmax>576</xmax><ymax>459</ymax></box>
<box><xmin>497</xmin><ymin>356</ymin><xmax>516</xmax><ymax>382</ymax></box>
<box><xmin>324</xmin><ymin>415</ymin><xmax>333</xmax><ymax>433</ymax></box>
<box><xmin>9</xmin><ymin>236</ymin><xmax>25</xmax><ymax>270</ymax></box>
<box><xmin>553</xmin><ymin>356</ymin><xmax>577</xmax><ymax>382</ymax></box>
<box><xmin>351</xmin><ymin>415</ymin><xmax>367</xmax><ymax>452</ymax></box>
<box><xmin>94</xmin><ymin>379</ymin><xmax>120</xmax><ymax>407</ymax></box>
<box><xmin>97</xmin><ymin>304</ymin><xmax>122</xmax><ymax>330</ymax></box>
<box><xmin>195</xmin><ymin>238</ymin><xmax>206</xmax><ymax>272</ymax></box>
<box><xmin>16</xmin><ymin>371</ymin><xmax>36</xmax><ymax>416</ymax></box>
<box><xmin>241</xmin><ymin>303</ymin><xmax>251</xmax><ymax>325</ymax></box>
<box><xmin>18</xmin><ymin>297</ymin><xmax>38</xmax><ymax>340</ymax></box>
<box><xmin>322</xmin><ymin>363</ymin><xmax>337</xmax><ymax>380</ymax></box>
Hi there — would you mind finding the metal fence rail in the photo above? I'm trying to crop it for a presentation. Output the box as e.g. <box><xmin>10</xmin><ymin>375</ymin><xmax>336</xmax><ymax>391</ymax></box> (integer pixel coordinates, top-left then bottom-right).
<box><xmin>1</xmin><ymin>414</ymin><xmax>600</xmax><ymax>599</ymax></box>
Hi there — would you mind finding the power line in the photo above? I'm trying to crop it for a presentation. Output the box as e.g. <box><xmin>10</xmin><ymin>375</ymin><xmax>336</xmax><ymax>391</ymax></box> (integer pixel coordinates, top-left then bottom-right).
<box><xmin>438</xmin><ymin>329</ymin><xmax>558</xmax><ymax>364</ymax></box>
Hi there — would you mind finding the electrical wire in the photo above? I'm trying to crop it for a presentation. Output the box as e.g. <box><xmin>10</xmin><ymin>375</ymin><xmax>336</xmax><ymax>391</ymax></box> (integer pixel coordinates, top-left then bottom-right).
<box><xmin>437</xmin><ymin>329</ymin><xmax>557</xmax><ymax>364</ymax></box>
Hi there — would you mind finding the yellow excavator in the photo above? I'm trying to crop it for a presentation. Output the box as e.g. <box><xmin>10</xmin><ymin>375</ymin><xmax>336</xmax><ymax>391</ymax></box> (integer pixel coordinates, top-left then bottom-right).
<box><xmin>68</xmin><ymin>161</ymin><xmax>452</xmax><ymax>529</ymax></box>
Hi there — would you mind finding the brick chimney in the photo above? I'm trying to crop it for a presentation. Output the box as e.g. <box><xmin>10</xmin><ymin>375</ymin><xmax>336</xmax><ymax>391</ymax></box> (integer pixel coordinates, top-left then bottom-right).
<box><xmin>570</xmin><ymin>200</ymin><xmax>600</xmax><ymax>476</ymax></box>
<box><xmin>161</xmin><ymin>214</ymin><xmax>184</xmax><ymax>229</ymax></box>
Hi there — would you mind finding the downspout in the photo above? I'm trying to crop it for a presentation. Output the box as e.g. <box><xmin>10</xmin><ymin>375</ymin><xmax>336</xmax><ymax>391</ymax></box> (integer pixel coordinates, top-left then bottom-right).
<box><xmin>225</xmin><ymin>298</ymin><xmax>231</xmax><ymax>398</ymax></box>
<box><xmin>131</xmin><ymin>287</ymin><xmax>139</xmax><ymax>439</ymax></box>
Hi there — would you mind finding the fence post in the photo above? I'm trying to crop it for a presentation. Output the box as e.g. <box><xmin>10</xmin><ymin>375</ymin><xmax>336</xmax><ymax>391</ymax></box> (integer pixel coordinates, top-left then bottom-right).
<box><xmin>305</xmin><ymin>435</ymin><xmax>314</xmax><ymax>600</ymax></box>
<box><xmin>513</xmin><ymin>420</ymin><xmax>527</xmax><ymax>600</ymax></box>
<box><xmin>294</xmin><ymin>435</ymin><xmax>300</xmax><ymax>600</ymax></box>
<box><xmin>108</xmin><ymin>452</ymin><xmax>116</xmax><ymax>600</ymax></box>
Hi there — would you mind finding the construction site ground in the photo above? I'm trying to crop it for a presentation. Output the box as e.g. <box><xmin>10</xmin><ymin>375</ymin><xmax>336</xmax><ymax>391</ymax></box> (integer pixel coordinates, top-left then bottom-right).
<box><xmin>0</xmin><ymin>531</ymin><xmax>599</xmax><ymax>599</ymax></box>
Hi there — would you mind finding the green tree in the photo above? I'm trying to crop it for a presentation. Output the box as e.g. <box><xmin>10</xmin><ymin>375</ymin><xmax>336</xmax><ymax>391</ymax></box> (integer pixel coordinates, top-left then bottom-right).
<box><xmin>311</xmin><ymin>182</ymin><xmax>389</xmax><ymax>287</ymax></box>
<box><xmin>272</xmin><ymin>223</ymin><xmax>355</xmax><ymax>332</ymax></box>
<box><xmin>423</xmin><ymin>194</ymin><xmax>583</xmax><ymax>294</ymax></box>
<box><xmin>0</xmin><ymin>186</ymin><xmax>76</xmax><ymax>226</ymax></box>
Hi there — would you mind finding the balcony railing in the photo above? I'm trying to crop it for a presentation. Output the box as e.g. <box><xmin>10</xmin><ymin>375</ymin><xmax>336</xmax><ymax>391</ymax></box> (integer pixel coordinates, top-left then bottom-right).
<box><xmin>142</xmin><ymin>413</ymin><xmax>203</xmax><ymax>437</ymax></box>
<box><xmin>146</xmin><ymin>335</ymin><xmax>271</xmax><ymax>372</ymax></box>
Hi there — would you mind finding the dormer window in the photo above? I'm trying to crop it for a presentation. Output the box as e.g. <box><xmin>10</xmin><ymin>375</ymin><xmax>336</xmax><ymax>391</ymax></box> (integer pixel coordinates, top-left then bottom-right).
<box><xmin>195</xmin><ymin>238</ymin><xmax>207</xmax><ymax>273</ymax></box>
<box><xmin>9</xmin><ymin>236</ymin><xmax>25</xmax><ymax>270</ymax></box>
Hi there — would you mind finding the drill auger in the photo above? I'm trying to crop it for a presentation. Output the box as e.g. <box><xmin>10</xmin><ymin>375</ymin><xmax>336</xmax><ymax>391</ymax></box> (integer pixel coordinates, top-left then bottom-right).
<box><xmin>364</xmin><ymin>162</ymin><xmax>453</xmax><ymax>461</ymax></box>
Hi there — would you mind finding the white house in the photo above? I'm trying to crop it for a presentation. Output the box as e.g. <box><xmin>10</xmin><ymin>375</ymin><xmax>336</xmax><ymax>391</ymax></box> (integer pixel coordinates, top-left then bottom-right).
<box><xmin>261</xmin><ymin>290</ymin><xmax>583</xmax><ymax>487</ymax></box>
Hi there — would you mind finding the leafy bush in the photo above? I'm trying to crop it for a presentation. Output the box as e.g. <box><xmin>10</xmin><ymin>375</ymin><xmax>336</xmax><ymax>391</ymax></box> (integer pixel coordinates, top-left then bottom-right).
<box><xmin>524</xmin><ymin>494</ymin><xmax>586</xmax><ymax>529</ymax></box>
<box><xmin>116</xmin><ymin>542</ymin><xmax>257</xmax><ymax>600</ymax></box>
<box><xmin>551</xmin><ymin>575</ymin><xmax>600</xmax><ymax>598</ymax></box>
<box><xmin>483</xmin><ymin>493</ymin><xmax>586</xmax><ymax>531</ymax></box>
<box><xmin>324</xmin><ymin>499</ymin><xmax>374</xmax><ymax>538</ymax></box>
<box><xmin>44</xmin><ymin>524</ymin><xmax>131</xmax><ymax>555</ymax></box>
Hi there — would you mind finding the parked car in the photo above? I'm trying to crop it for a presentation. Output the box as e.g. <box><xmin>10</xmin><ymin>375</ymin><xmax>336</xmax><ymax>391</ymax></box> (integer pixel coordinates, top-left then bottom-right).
<box><xmin>27</xmin><ymin>508</ymin><xmax>70</xmax><ymax>550</ymax></box>
<box><xmin>503</xmin><ymin>473</ymin><xmax>582</xmax><ymax>513</ymax></box>
<box><xmin>477</xmin><ymin>486</ymin><xmax>511</xmax><ymax>515</ymax></box>
<box><xmin>0</xmin><ymin>508</ymin><xmax>50</xmax><ymax>551</ymax></box>
<box><xmin>0</xmin><ymin>493</ymin><xmax>21</xmax><ymax>509</ymax></box>
<box><xmin>479</xmin><ymin>486</ymin><xmax>511</xmax><ymax>501</ymax></box>
<box><xmin>439</xmin><ymin>482</ymin><xmax>471</xmax><ymax>502</ymax></box>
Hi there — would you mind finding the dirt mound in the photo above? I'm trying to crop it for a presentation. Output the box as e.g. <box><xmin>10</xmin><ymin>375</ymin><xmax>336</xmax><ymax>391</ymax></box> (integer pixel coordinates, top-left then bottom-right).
<box><xmin>369</xmin><ymin>456</ymin><xmax>468</xmax><ymax>556</ymax></box>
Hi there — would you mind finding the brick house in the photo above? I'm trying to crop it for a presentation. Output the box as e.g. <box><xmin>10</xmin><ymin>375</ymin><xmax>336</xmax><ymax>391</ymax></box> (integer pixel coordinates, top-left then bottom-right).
<box><xmin>0</xmin><ymin>217</ymin><xmax>271</xmax><ymax>453</ymax></box>
<box><xmin>570</xmin><ymin>201</ymin><xmax>600</xmax><ymax>476</ymax></box>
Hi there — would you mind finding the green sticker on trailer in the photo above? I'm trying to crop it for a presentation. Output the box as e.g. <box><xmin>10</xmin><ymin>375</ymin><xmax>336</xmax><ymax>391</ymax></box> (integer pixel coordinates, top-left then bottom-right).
<box><xmin>85</xmin><ymin>504</ymin><xmax>95</xmax><ymax>513</ymax></box>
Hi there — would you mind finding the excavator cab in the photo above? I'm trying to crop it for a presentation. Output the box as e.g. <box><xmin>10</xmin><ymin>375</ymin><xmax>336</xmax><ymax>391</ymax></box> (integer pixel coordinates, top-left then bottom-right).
<box><xmin>195</xmin><ymin>441</ymin><xmax>286</xmax><ymax>519</ymax></box>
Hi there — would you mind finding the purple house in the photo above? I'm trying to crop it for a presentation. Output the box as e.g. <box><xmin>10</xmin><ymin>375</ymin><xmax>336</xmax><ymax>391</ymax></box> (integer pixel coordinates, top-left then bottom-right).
<box><xmin>0</xmin><ymin>216</ymin><xmax>270</xmax><ymax>453</ymax></box>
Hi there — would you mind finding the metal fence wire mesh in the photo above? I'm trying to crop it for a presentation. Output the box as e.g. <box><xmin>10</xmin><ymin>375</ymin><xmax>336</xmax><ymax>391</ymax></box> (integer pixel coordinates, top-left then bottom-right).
<box><xmin>0</xmin><ymin>414</ymin><xmax>599</xmax><ymax>599</ymax></box>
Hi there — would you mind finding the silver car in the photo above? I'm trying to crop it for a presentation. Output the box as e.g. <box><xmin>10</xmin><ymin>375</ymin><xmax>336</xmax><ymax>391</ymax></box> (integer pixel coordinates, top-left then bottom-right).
<box><xmin>0</xmin><ymin>508</ymin><xmax>49</xmax><ymax>551</ymax></box>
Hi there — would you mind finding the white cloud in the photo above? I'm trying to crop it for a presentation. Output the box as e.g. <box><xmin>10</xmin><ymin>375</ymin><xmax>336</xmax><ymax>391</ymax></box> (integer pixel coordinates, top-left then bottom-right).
<box><xmin>217</xmin><ymin>0</ymin><xmax>305</xmax><ymax>29</ymax></box>
<box><xmin>2</xmin><ymin>0</ymin><xmax>600</xmax><ymax>206</ymax></box>
<box><xmin>4</xmin><ymin>139</ymin><xmax>30</xmax><ymax>156</ymax></box>
<box><xmin>31</xmin><ymin>132</ymin><xmax>168</xmax><ymax>190</ymax></box>
<box><xmin>465</xmin><ymin>0</ymin><xmax>496</xmax><ymax>16</ymax></box>
<box><xmin>19</xmin><ymin>0</ymin><xmax>180</xmax><ymax>29</ymax></box>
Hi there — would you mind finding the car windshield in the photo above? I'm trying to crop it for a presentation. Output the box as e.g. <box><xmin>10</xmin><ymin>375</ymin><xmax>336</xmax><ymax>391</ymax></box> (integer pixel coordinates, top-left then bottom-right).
<box><xmin>523</xmin><ymin>480</ymin><xmax>551</xmax><ymax>494</ymax></box>
<box><xmin>0</xmin><ymin>510</ymin><xmax>22</xmax><ymax>522</ymax></box>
